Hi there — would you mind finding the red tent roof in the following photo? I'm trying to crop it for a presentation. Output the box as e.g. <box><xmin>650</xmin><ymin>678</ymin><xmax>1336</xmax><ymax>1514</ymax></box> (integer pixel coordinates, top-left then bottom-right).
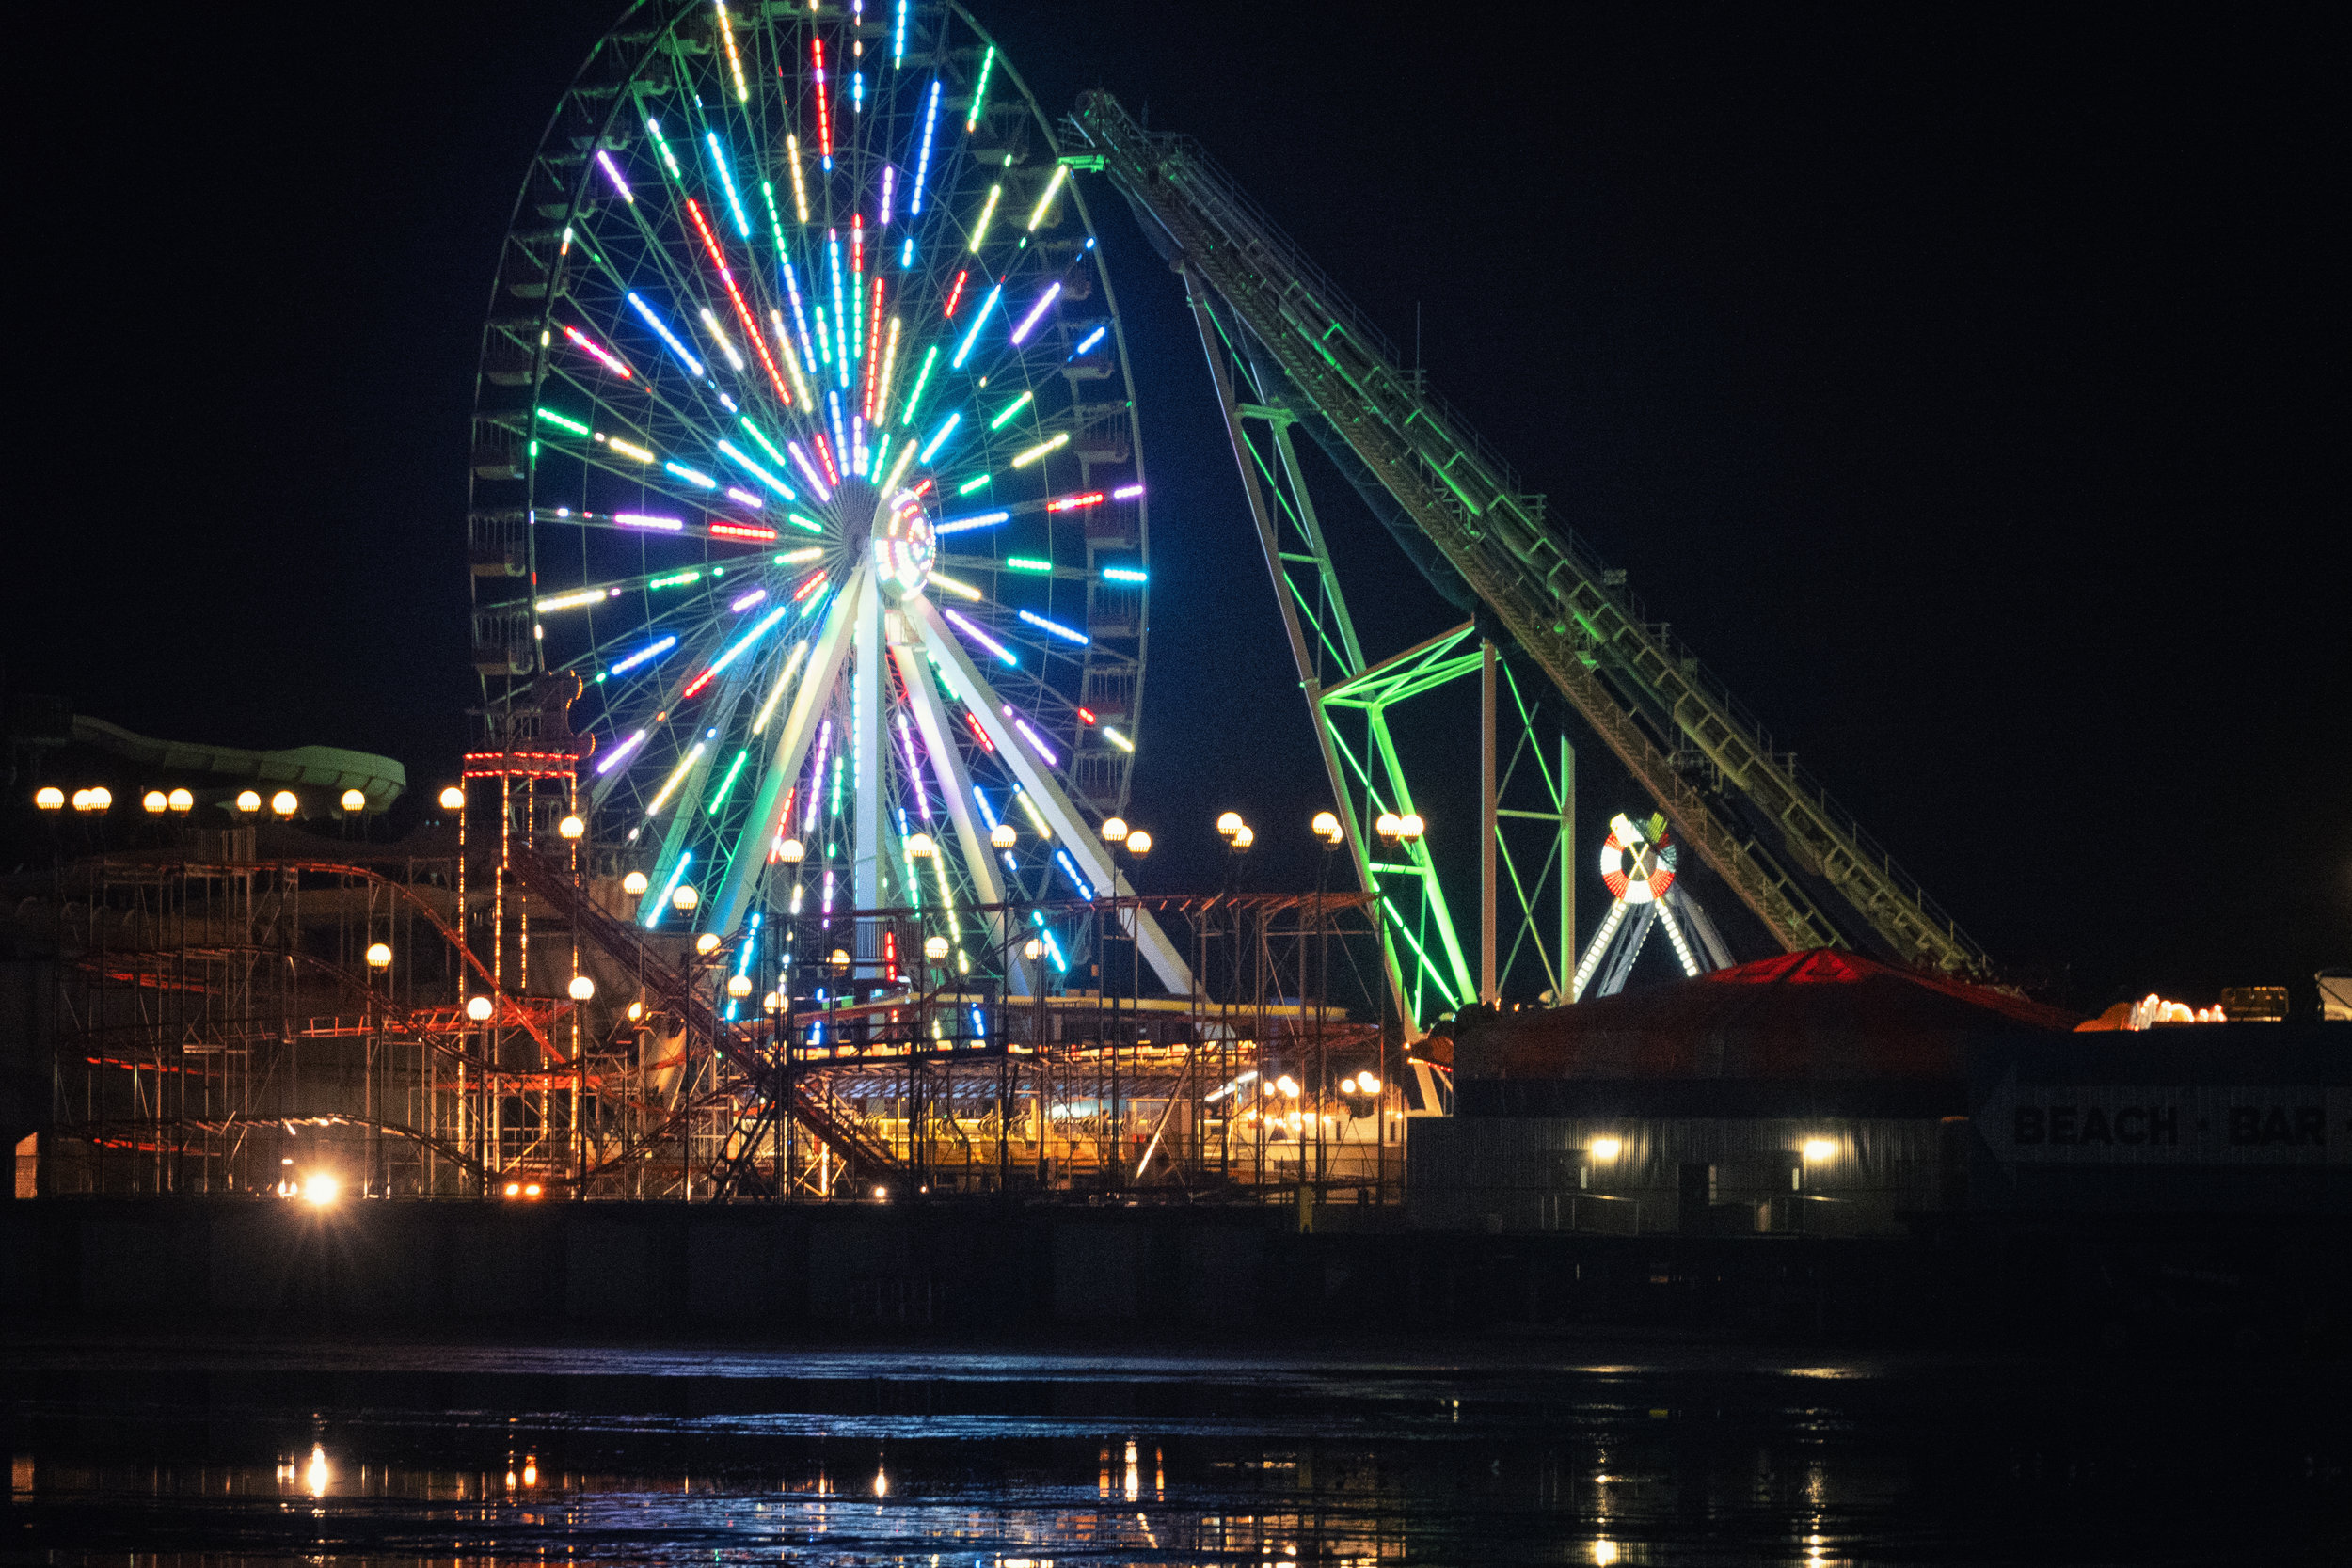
<box><xmin>1458</xmin><ymin>949</ymin><xmax>2078</xmax><ymax>1084</ymax></box>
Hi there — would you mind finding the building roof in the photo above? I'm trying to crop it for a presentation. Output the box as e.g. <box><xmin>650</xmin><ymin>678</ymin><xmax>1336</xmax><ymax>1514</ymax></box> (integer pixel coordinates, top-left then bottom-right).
<box><xmin>1458</xmin><ymin>949</ymin><xmax>2079</xmax><ymax>1085</ymax></box>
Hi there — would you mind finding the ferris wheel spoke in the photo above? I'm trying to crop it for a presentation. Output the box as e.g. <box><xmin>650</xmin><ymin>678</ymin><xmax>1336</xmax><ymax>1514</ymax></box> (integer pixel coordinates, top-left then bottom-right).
<box><xmin>709</xmin><ymin>562</ymin><xmax>872</xmax><ymax>932</ymax></box>
<box><xmin>906</xmin><ymin>594</ymin><xmax>1190</xmax><ymax>992</ymax></box>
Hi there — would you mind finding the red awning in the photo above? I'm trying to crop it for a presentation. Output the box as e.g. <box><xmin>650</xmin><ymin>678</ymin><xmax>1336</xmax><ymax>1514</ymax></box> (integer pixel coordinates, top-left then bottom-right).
<box><xmin>1458</xmin><ymin>949</ymin><xmax>2079</xmax><ymax>1084</ymax></box>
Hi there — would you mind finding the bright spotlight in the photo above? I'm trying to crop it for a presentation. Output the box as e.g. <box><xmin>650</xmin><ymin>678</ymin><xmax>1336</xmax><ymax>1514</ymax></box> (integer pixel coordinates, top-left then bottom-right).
<box><xmin>300</xmin><ymin>1172</ymin><xmax>341</xmax><ymax>1206</ymax></box>
<box><xmin>437</xmin><ymin>785</ymin><xmax>465</xmax><ymax>812</ymax></box>
<box><xmin>1803</xmin><ymin>1137</ymin><xmax>1837</xmax><ymax>1163</ymax></box>
<box><xmin>465</xmin><ymin>995</ymin><xmax>495</xmax><ymax>1022</ymax></box>
<box><xmin>1590</xmin><ymin>1136</ymin><xmax>1622</xmax><ymax>1161</ymax></box>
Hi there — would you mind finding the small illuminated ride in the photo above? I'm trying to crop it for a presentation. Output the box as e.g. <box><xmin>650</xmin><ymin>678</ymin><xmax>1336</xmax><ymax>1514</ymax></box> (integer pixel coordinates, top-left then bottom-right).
<box><xmin>1568</xmin><ymin>812</ymin><xmax>1734</xmax><ymax>1001</ymax></box>
<box><xmin>467</xmin><ymin>1</ymin><xmax>1178</xmax><ymax>991</ymax></box>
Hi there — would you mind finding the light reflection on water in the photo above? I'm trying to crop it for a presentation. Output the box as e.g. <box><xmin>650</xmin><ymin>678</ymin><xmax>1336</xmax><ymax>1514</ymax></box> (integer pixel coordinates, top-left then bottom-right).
<box><xmin>1</xmin><ymin>1341</ymin><xmax>2345</xmax><ymax>1565</ymax></box>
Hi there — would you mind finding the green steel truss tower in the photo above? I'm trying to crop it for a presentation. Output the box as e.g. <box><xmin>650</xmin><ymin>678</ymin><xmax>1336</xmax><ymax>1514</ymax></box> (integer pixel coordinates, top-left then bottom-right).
<box><xmin>1071</xmin><ymin>92</ymin><xmax>1987</xmax><ymax>1025</ymax></box>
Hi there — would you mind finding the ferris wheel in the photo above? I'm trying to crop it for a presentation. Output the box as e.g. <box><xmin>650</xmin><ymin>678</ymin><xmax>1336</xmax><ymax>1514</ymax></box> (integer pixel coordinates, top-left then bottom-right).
<box><xmin>467</xmin><ymin>1</ymin><xmax>1186</xmax><ymax>991</ymax></box>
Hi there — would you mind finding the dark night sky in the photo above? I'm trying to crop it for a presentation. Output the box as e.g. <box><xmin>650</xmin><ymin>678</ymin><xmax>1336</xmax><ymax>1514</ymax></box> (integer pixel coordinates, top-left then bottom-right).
<box><xmin>8</xmin><ymin>3</ymin><xmax>2343</xmax><ymax>1009</ymax></box>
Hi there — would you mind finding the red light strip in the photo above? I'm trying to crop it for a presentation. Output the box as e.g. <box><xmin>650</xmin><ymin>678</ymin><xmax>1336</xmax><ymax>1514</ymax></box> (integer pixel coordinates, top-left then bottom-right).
<box><xmin>812</xmin><ymin>429</ymin><xmax>842</xmax><ymax>485</ymax></box>
<box><xmin>810</xmin><ymin>38</ymin><xmax>833</xmax><ymax>165</ymax></box>
<box><xmin>863</xmin><ymin>276</ymin><xmax>887</xmax><ymax>420</ymax></box>
<box><xmin>943</xmin><ymin>269</ymin><xmax>968</xmax><ymax>319</ymax></box>
<box><xmin>684</xmin><ymin>197</ymin><xmax>794</xmax><ymax>409</ymax></box>
<box><xmin>1046</xmin><ymin>491</ymin><xmax>1106</xmax><ymax>513</ymax></box>
<box><xmin>791</xmin><ymin>569</ymin><xmax>830</xmax><ymax>601</ymax></box>
<box><xmin>707</xmin><ymin>521</ymin><xmax>778</xmax><ymax>542</ymax></box>
<box><xmin>681</xmin><ymin>668</ymin><xmax>718</xmax><ymax>700</ymax></box>
<box><xmin>562</xmin><ymin>325</ymin><xmax>632</xmax><ymax>380</ymax></box>
<box><xmin>961</xmin><ymin>711</ymin><xmax>995</xmax><ymax>752</ymax></box>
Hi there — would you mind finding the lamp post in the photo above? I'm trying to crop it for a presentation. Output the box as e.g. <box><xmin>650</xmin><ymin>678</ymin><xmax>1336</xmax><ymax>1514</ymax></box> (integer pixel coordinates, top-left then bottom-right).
<box><xmin>1373</xmin><ymin>809</ymin><xmax>1424</xmax><ymax>1203</ymax></box>
<box><xmin>365</xmin><ymin>941</ymin><xmax>391</xmax><ymax>1196</ymax></box>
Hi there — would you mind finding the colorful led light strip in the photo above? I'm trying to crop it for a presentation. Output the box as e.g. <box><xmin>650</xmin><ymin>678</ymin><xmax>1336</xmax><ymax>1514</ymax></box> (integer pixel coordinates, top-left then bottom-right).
<box><xmin>968</xmin><ymin>184</ymin><xmax>1003</xmax><ymax>253</ymax></box>
<box><xmin>1111</xmin><ymin>483</ymin><xmax>1144</xmax><ymax>499</ymax></box>
<box><xmin>626</xmin><ymin>293</ymin><xmax>705</xmax><ymax>377</ymax></box>
<box><xmin>1025</xmin><ymin>164</ymin><xmax>1070</xmax><ymax>231</ymax></box>
<box><xmin>596</xmin><ymin>150</ymin><xmax>635</xmax><ymax>204</ymax></box>
<box><xmin>1046</xmin><ymin>491</ymin><xmax>1104</xmax><ymax>512</ymax></box>
<box><xmin>535</xmin><ymin>586</ymin><xmax>620</xmax><ymax>612</ymax></box>
<box><xmin>1073</xmin><ymin>325</ymin><xmax>1107</xmax><ymax>356</ymax></box>
<box><xmin>562</xmin><ymin>325</ymin><xmax>632</xmax><ymax>379</ymax></box>
<box><xmin>1103</xmin><ymin>725</ymin><xmax>1136</xmax><ymax>752</ymax></box>
<box><xmin>730</xmin><ymin>587</ymin><xmax>769</xmax><ymax>612</ymax></box>
<box><xmin>716</xmin><ymin>1</ymin><xmax>749</xmax><ymax>101</ymax></box>
<box><xmin>1018</xmin><ymin>609</ymin><xmax>1089</xmax><ymax>645</ymax></box>
<box><xmin>784</xmin><ymin>440</ymin><xmax>832</xmax><ymax>500</ymax></box>
<box><xmin>609</xmin><ymin>635</ymin><xmax>677</xmax><ymax>676</ymax></box>
<box><xmin>595</xmin><ymin>727</ymin><xmax>648</xmax><ymax>778</ymax></box>
<box><xmin>646</xmin><ymin>741</ymin><xmax>707</xmax><ymax>812</ymax></box>
<box><xmin>1011</xmin><ymin>432</ymin><xmax>1068</xmax><ymax>467</ymax></box>
<box><xmin>1101</xmin><ymin>566</ymin><xmax>1148</xmax><ymax>584</ymax></box>
<box><xmin>785</xmin><ymin>134</ymin><xmax>811</xmax><ymax>222</ymax></box>
<box><xmin>810</xmin><ymin>36</ymin><xmax>834</xmax><ymax>167</ymax></box>
<box><xmin>708</xmin><ymin>521</ymin><xmax>777</xmax><ymax>542</ymax></box>
<box><xmin>644</xmin><ymin>851</ymin><xmax>693</xmax><ymax>929</ymax></box>
<box><xmin>934</xmin><ymin>509</ymin><xmax>1009</xmax><ymax>533</ymax></box>
<box><xmin>1009</xmin><ymin>281</ymin><xmax>1060</xmax><ymax>344</ymax></box>
<box><xmin>956</xmin><ymin>473</ymin><xmax>992</xmax><ymax>495</ymax></box>
<box><xmin>664</xmin><ymin>460</ymin><xmax>717</xmax><ymax>489</ymax></box>
<box><xmin>950</xmin><ymin>286</ymin><xmax>1001</xmax><ymax>369</ymax></box>
<box><xmin>1005</xmin><ymin>557</ymin><xmax>1053</xmax><ymax>573</ymax></box>
<box><xmin>535</xmin><ymin>406</ymin><xmax>591</xmax><ymax>436</ymax></box>
<box><xmin>964</xmin><ymin>45</ymin><xmax>995</xmax><ymax>132</ymax></box>
<box><xmin>899</xmin><ymin>345</ymin><xmax>939</xmax><ymax>425</ymax></box>
<box><xmin>724</xmin><ymin>486</ymin><xmax>763</xmax><ymax>510</ymax></box>
<box><xmin>918</xmin><ymin>411</ymin><xmax>961</xmax><ymax>463</ymax></box>
<box><xmin>606</xmin><ymin>436</ymin><xmax>656</xmax><ymax>464</ymax></box>
<box><xmin>944</xmin><ymin>608</ymin><xmax>1017</xmax><ymax>665</ymax></box>
<box><xmin>644</xmin><ymin>117</ymin><xmax>683</xmax><ymax>180</ymax></box>
<box><xmin>684</xmin><ymin>197</ymin><xmax>793</xmax><ymax>408</ymax></box>
<box><xmin>647</xmin><ymin>569</ymin><xmax>701</xmax><ymax>591</ymax></box>
<box><xmin>706</xmin><ymin>130</ymin><xmax>753</xmax><ymax>239</ymax></box>
<box><xmin>987</xmin><ymin>390</ymin><xmax>1033</xmax><ymax>430</ymax></box>
<box><xmin>716</xmin><ymin>439</ymin><xmax>794</xmax><ymax>499</ymax></box>
<box><xmin>924</xmin><ymin>570</ymin><xmax>980</xmax><ymax>600</ymax></box>
<box><xmin>615</xmin><ymin>513</ymin><xmax>682</xmax><ymax>531</ymax></box>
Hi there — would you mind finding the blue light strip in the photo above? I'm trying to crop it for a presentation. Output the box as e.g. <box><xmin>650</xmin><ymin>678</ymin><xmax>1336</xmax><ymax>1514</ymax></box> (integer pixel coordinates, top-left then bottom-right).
<box><xmin>950</xmin><ymin>285</ymin><xmax>1002</xmax><ymax>369</ymax></box>
<box><xmin>627</xmin><ymin>293</ymin><xmax>705</xmax><ymax>377</ymax></box>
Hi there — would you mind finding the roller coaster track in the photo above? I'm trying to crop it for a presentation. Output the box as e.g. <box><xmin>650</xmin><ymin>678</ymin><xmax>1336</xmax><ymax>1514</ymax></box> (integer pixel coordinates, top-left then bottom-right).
<box><xmin>508</xmin><ymin>846</ymin><xmax>901</xmax><ymax>1177</ymax></box>
<box><xmin>1073</xmin><ymin>93</ymin><xmax>1987</xmax><ymax>975</ymax></box>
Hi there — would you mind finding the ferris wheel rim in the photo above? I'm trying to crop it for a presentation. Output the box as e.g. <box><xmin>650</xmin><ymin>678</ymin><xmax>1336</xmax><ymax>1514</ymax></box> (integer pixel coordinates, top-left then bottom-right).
<box><xmin>463</xmin><ymin>0</ymin><xmax>1166</xmax><ymax>993</ymax></box>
